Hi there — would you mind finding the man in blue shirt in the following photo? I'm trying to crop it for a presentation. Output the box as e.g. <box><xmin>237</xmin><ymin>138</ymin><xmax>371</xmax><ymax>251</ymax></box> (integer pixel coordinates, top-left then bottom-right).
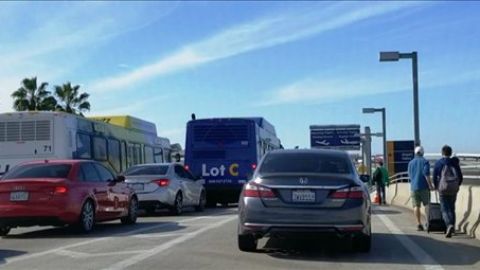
<box><xmin>408</xmin><ymin>146</ymin><xmax>434</xmax><ymax>231</ymax></box>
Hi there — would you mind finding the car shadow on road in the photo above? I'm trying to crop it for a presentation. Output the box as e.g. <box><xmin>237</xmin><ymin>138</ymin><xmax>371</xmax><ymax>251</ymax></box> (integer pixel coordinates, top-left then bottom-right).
<box><xmin>261</xmin><ymin>233</ymin><xmax>480</xmax><ymax>266</ymax></box>
<box><xmin>2</xmin><ymin>221</ymin><xmax>185</xmax><ymax>240</ymax></box>
<box><xmin>0</xmin><ymin>249</ymin><xmax>27</xmax><ymax>265</ymax></box>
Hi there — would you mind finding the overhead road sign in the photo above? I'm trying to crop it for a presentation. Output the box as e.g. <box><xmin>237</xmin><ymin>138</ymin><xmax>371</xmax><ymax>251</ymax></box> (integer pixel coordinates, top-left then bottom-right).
<box><xmin>310</xmin><ymin>125</ymin><xmax>361</xmax><ymax>150</ymax></box>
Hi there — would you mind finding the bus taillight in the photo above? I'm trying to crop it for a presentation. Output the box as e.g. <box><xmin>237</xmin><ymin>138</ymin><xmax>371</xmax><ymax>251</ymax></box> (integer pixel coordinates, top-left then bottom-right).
<box><xmin>251</xmin><ymin>164</ymin><xmax>257</xmax><ymax>170</ymax></box>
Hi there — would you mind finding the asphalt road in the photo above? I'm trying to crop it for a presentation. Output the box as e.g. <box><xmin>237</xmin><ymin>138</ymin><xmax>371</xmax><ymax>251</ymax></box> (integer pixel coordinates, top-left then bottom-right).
<box><xmin>0</xmin><ymin>205</ymin><xmax>479</xmax><ymax>270</ymax></box>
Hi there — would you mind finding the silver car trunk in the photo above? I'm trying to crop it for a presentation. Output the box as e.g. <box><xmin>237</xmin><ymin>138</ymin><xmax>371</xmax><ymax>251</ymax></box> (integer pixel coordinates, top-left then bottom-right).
<box><xmin>125</xmin><ymin>175</ymin><xmax>166</xmax><ymax>193</ymax></box>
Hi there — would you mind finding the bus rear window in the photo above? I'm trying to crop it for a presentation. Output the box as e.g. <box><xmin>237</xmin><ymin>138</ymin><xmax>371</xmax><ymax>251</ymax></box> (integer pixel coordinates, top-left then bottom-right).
<box><xmin>2</xmin><ymin>164</ymin><xmax>72</xmax><ymax>179</ymax></box>
<box><xmin>193</xmin><ymin>124</ymin><xmax>249</xmax><ymax>144</ymax></box>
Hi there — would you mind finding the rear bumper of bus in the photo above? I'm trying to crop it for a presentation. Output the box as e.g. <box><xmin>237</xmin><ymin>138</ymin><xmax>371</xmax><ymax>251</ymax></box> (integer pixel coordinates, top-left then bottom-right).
<box><xmin>205</xmin><ymin>185</ymin><xmax>243</xmax><ymax>204</ymax></box>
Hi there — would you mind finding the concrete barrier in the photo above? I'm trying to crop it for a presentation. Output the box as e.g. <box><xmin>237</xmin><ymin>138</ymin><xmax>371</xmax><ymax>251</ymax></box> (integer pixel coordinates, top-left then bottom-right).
<box><xmin>387</xmin><ymin>183</ymin><xmax>480</xmax><ymax>240</ymax></box>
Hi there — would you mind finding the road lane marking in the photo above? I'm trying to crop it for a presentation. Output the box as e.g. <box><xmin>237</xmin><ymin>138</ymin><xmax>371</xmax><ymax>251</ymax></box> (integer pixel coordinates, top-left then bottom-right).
<box><xmin>103</xmin><ymin>215</ymin><xmax>237</xmax><ymax>270</ymax></box>
<box><xmin>55</xmin><ymin>249</ymin><xmax>147</xmax><ymax>259</ymax></box>
<box><xmin>377</xmin><ymin>212</ymin><xmax>445</xmax><ymax>270</ymax></box>
<box><xmin>132</xmin><ymin>232</ymin><xmax>193</xmax><ymax>238</ymax></box>
<box><xmin>3</xmin><ymin>215</ymin><xmax>209</xmax><ymax>266</ymax></box>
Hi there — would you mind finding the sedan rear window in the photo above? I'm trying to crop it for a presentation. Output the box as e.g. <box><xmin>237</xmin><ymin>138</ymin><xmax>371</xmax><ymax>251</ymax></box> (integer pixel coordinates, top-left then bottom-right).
<box><xmin>2</xmin><ymin>164</ymin><xmax>72</xmax><ymax>179</ymax></box>
<box><xmin>125</xmin><ymin>165</ymin><xmax>169</xmax><ymax>176</ymax></box>
<box><xmin>259</xmin><ymin>153</ymin><xmax>352</xmax><ymax>174</ymax></box>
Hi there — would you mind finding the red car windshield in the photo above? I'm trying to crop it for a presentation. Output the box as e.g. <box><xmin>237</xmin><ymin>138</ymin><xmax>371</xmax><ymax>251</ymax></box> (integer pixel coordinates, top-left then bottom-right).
<box><xmin>2</xmin><ymin>164</ymin><xmax>72</xmax><ymax>180</ymax></box>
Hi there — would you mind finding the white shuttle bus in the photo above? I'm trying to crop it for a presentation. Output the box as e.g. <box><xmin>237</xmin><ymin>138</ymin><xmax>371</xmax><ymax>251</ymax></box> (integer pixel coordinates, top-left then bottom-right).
<box><xmin>0</xmin><ymin>112</ymin><xmax>171</xmax><ymax>175</ymax></box>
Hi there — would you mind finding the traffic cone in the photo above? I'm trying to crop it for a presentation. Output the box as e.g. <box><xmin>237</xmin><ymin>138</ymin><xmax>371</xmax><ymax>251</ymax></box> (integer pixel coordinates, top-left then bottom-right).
<box><xmin>372</xmin><ymin>192</ymin><xmax>380</xmax><ymax>204</ymax></box>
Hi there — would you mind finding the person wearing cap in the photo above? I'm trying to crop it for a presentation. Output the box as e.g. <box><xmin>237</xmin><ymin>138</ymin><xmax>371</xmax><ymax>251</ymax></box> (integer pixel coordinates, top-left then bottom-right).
<box><xmin>408</xmin><ymin>146</ymin><xmax>434</xmax><ymax>231</ymax></box>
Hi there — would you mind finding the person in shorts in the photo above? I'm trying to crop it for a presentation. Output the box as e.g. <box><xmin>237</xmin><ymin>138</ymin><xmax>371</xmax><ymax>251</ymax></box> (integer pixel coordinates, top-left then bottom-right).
<box><xmin>408</xmin><ymin>146</ymin><xmax>434</xmax><ymax>231</ymax></box>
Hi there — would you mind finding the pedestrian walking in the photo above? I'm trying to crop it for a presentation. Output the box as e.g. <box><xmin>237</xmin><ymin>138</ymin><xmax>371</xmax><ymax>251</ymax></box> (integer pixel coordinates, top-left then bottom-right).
<box><xmin>433</xmin><ymin>145</ymin><xmax>463</xmax><ymax>238</ymax></box>
<box><xmin>408</xmin><ymin>146</ymin><xmax>434</xmax><ymax>231</ymax></box>
<box><xmin>372</xmin><ymin>160</ymin><xmax>388</xmax><ymax>205</ymax></box>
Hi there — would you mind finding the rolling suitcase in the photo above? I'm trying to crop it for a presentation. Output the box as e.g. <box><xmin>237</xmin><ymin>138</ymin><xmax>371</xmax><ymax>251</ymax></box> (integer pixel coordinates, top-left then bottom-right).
<box><xmin>426</xmin><ymin>192</ymin><xmax>446</xmax><ymax>233</ymax></box>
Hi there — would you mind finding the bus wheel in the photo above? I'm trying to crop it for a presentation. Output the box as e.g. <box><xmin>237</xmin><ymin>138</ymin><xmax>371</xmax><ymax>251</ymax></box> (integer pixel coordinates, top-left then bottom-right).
<box><xmin>206</xmin><ymin>199</ymin><xmax>217</xmax><ymax>208</ymax></box>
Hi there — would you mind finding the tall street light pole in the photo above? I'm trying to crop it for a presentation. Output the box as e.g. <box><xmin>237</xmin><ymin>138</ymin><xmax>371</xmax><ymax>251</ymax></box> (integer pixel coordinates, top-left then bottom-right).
<box><xmin>380</xmin><ymin>51</ymin><xmax>420</xmax><ymax>146</ymax></box>
<box><xmin>363</xmin><ymin>108</ymin><xmax>387</xmax><ymax>168</ymax></box>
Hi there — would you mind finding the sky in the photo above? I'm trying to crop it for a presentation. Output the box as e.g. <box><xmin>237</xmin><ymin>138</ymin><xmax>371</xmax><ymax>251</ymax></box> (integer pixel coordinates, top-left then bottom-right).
<box><xmin>1</xmin><ymin>1</ymin><xmax>479</xmax><ymax>154</ymax></box>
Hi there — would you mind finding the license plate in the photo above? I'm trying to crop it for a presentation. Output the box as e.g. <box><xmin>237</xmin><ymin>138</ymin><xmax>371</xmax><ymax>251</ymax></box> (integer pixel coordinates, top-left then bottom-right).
<box><xmin>292</xmin><ymin>190</ymin><xmax>316</xmax><ymax>202</ymax></box>
<box><xmin>129</xmin><ymin>183</ymin><xmax>144</xmax><ymax>191</ymax></box>
<box><xmin>10</xmin><ymin>191</ymin><xmax>29</xmax><ymax>201</ymax></box>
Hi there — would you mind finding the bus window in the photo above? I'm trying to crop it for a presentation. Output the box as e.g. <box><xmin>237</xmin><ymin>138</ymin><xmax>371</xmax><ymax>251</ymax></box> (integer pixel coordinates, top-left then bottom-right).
<box><xmin>121</xmin><ymin>141</ymin><xmax>127</xmax><ymax>171</ymax></box>
<box><xmin>134</xmin><ymin>144</ymin><xmax>142</xmax><ymax>165</ymax></box>
<box><xmin>154</xmin><ymin>148</ymin><xmax>163</xmax><ymax>163</ymax></box>
<box><xmin>76</xmin><ymin>133</ymin><xmax>92</xmax><ymax>159</ymax></box>
<box><xmin>127</xmin><ymin>143</ymin><xmax>134</xmax><ymax>168</ymax></box>
<box><xmin>144</xmin><ymin>146</ymin><xmax>154</xmax><ymax>164</ymax></box>
<box><xmin>108</xmin><ymin>139</ymin><xmax>121</xmax><ymax>172</ymax></box>
<box><xmin>93</xmin><ymin>137</ymin><xmax>107</xmax><ymax>161</ymax></box>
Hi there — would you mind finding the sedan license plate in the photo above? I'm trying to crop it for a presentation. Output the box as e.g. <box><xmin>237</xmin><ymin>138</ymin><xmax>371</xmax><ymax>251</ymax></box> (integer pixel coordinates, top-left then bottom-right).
<box><xmin>10</xmin><ymin>191</ymin><xmax>29</xmax><ymax>201</ymax></box>
<box><xmin>129</xmin><ymin>183</ymin><xmax>144</xmax><ymax>191</ymax></box>
<box><xmin>292</xmin><ymin>190</ymin><xmax>315</xmax><ymax>203</ymax></box>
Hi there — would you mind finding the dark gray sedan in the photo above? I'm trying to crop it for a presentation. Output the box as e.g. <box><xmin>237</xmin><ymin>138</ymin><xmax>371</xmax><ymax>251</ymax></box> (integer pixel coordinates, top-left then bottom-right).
<box><xmin>237</xmin><ymin>149</ymin><xmax>371</xmax><ymax>252</ymax></box>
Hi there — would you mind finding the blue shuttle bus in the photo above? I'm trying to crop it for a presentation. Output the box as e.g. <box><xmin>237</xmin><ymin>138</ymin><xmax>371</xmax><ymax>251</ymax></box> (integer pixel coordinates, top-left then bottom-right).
<box><xmin>184</xmin><ymin>118</ymin><xmax>281</xmax><ymax>206</ymax></box>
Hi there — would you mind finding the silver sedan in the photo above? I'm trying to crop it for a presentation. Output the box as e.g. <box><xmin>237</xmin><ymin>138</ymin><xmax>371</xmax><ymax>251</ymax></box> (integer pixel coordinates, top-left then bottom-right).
<box><xmin>237</xmin><ymin>149</ymin><xmax>371</xmax><ymax>252</ymax></box>
<box><xmin>124</xmin><ymin>163</ymin><xmax>206</xmax><ymax>215</ymax></box>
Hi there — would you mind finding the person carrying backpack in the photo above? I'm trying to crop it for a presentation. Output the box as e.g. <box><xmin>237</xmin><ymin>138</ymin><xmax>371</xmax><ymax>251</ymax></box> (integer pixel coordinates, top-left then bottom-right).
<box><xmin>433</xmin><ymin>145</ymin><xmax>463</xmax><ymax>238</ymax></box>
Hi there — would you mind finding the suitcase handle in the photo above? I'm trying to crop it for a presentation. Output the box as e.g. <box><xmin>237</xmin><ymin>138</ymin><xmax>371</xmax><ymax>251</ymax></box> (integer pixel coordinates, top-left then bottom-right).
<box><xmin>431</xmin><ymin>190</ymin><xmax>440</xmax><ymax>204</ymax></box>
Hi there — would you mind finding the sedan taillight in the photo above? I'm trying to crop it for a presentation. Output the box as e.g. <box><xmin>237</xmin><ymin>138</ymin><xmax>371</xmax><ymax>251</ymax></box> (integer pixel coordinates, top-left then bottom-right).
<box><xmin>330</xmin><ymin>186</ymin><xmax>364</xmax><ymax>199</ymax></box>
<box><xmin>54</xmin><ymin>186</ymin><xmax>68</xmax><ymax>194</ymax></box>
<box><xmin>243</xmin><ymin>182</ymin><xmax>276</xmax><ymax>198</ymax></box>
<box><xmin>153</xmin><ymin>179</ymin><xmax>170</xmax><ymax>187</ymax></box>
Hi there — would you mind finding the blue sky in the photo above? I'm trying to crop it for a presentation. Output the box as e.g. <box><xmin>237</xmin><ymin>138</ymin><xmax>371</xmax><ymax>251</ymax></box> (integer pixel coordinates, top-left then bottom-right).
<box><xmin>1</xmin><ymin>1</ymin><xmax>479</xmax><ymax>154</ymax></box>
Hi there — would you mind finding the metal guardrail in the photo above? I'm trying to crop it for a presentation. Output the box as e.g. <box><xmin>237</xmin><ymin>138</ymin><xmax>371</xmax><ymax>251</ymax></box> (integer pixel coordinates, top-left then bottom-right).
<box><xmin>389</xmin><ymin>172</ymin><xmax>409</xmax><ymax>184</ymax></box>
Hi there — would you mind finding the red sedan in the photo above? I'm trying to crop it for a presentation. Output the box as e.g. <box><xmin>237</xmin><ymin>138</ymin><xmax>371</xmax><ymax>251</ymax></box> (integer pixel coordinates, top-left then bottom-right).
<box><xmin>0</xmin><ymin>160</ymin><xmax>138</xmax><ymax>236</ymax></box>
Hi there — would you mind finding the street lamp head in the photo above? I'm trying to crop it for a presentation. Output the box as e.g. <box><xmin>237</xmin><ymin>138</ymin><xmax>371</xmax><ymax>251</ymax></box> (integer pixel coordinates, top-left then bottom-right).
<box><xmin>362</xmin><ymin>108</ymin><xmax>377</xmax><ymax>114</ymax></box>
<box><xmin>380</xmin><ymin>51</ymin><xmax>400</xmax><ymax>62</ymax></box>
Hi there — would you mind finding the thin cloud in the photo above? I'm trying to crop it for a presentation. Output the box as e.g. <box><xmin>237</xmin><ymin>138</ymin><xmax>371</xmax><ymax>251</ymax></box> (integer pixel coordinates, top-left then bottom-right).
<box><xmin>90</xmin><ymin>2</ymin><xmax>422</xmax><ymax>93</ymax></box>
<box><xmin>258</xmin><ymin>69</ymin><xmax>480</xmax><ymax>107</ymax></box>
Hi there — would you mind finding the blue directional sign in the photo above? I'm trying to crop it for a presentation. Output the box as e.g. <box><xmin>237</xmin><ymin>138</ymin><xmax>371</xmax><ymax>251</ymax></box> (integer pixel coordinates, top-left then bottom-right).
<box><xmin>310</xmin><ymin>125</ymin><xmax>361</xmax><ymax>150</ymax></box>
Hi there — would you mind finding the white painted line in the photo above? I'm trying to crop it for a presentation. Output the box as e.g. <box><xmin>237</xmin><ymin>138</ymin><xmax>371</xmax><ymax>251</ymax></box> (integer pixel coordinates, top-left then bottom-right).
<box><xmin>377</xmin><ymin>212</ymin><xmax>445</xmax><ymax>270</ymax></box>
<box><xmin>132</xmin><ymin>232</ymin><xmax>193</xmax><ymax>239</ymax></box>
<box><xmin>55</xmin><ymin>249</ymin><xmax>147</xmax><ymax>259</ymax></box>
<box><xmin>4</xmin><ymin>215</ymin><xmax>207</xmax><ymax>266</ymax></box>
<box><xmin>55</xmin><ymin>249</ymin><xmax>89</xmax><ymax>259</ymax></box>
<box><xmin>103</xmin><ymin>215</ymin><xmax>237</xmax><ymax>270</ymax></box>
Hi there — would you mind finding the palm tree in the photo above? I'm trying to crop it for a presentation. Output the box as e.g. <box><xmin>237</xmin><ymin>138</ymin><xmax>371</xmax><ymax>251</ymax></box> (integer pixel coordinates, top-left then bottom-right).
<box><xmin>54</xmin><ymin>82</ymin><xmax>91</xmax><ymax>116</ymax></box>
<box><xmin>11</xmin><ymin>77</ymin><xmax>57</xmax><ymax>111</ymax></box>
